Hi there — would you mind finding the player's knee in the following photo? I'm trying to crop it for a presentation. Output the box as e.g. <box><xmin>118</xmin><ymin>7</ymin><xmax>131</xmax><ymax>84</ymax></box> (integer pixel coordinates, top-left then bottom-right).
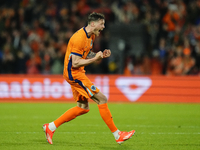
<box><xmin>78</xmin><ymin>105</ymin><xmax>90</xmax><ymax>114</ymax></box>
<box><xmin>92</xmin><ymin>92</ymin><xmax>108</xmax><ymax>104</ymax></box>
<box><xmin>100</xmin><ymin>94</ymin><xmax>108</xmax><ymax>104</ymax></box>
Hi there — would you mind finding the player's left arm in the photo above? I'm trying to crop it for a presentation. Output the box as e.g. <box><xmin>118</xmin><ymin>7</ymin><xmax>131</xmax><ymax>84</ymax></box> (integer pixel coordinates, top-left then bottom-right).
<box><xmin>87</xmin><ymin>49</ymin><xmax>111</xmax><ymax>59</ymax></box>
<box><xmin>86</xmin><ymin>51</ymin><xmax>96</xmax><ymax>59</ymax></box>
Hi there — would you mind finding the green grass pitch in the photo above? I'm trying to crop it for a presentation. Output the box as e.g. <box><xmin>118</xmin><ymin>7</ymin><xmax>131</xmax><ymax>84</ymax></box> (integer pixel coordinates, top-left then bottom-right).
<box><xmin>0</xmin><ymin>102</ymin><xmax>200</xmax><ymax>150</ymax></box>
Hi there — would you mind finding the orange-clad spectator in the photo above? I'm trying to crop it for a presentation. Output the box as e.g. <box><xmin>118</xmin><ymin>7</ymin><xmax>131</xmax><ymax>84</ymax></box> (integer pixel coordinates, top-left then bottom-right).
<box><xmin>182</xmin><ymin>48</ymin><xmax>195</xmax><ymax>74</ymax></box>
<box><xmin>77</xmin><ymin>0</ymin><xmax>90</xmax><ymax>16</ymax></box>
<box><xmin>21</xmin><ymin>0</ymin><xmax>29</xmax><ymax>7</ymax></box>
<box><xmin>123</xmin><ymin>56</ymin><xmax>134</xmax><ymax>75</ymax></box>
<box><xmin>151</xmin><ymin>51</ymin><xmax>163</xmax><ymax>75</ymax></box>
<box><xmin>142</xmin><ymin>55</ymin><xmax>151</xmax><ymax>75</ymax></box>
<box><xmin>42</xmin><ymin>53</ymin><xmax>51</xmax><ymax>74</ymax></box>
<box><xmin>162</xmin><ymin>4</ymin><xmax>180</xmax><ymax>32</ymax></box>
<box><xmin>167</xmin><ymin>46</ymin><xmax>183</xmax><ymax>75</ymax></box>
<box><xmin>30</xmin><ymin>40</ymin><xmax>39</xmax><ymax>52</ymax></box>
<box><xmin>167</xmin><ymin>46</ymin><xmax>196</xmax><ymax>75</ymax></box>
<box><xmin>36</xmin><ymin>27</ymin><xmax>45</xmax><ymax>39</ymax></box>
<box><xmin>177</xmin><ymin>0</ymin><xmax>186</xmax><ymax>26</ymax></box>
<box><xmin>60</xmin><ymin>41</ymin><xmax>68</xmax><ymax>55</ymax></box>
<box><xmin>26</xmin><ymin>53</ymin><xmax>41</xmax><ymax>74</ymax></box>
<box><xmin>173</xmin><ymin>25</ymin><xmax>182</xmax><ymax>45</ymax></box>
<box><xmin>133</xmin><ymin>57</ymin><xmax>143</xmax><ymax>75</ymax></box>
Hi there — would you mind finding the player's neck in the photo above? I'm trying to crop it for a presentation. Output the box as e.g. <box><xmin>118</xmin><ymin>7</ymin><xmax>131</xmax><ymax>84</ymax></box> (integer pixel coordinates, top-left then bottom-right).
<box><xmin>84</xmin><ymin>25</ymin><xmax>93</xmax><ymax>37</ymax></box>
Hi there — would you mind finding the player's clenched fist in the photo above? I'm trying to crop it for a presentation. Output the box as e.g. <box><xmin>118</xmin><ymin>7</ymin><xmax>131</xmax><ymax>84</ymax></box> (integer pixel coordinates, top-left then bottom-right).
<box><xmin>103</xmin><ymin>49</ymin><xmax>111</xmax><ymax>58</ymax></box>
<box><xmin>95</xmin><ymin>51</ymin><xmax>103</xmax><ymax>60</ymax></box>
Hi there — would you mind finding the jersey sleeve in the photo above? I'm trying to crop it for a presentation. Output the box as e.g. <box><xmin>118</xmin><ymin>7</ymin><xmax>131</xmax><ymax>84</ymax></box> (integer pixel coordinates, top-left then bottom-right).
<box><xmin>71</xmin><ymin>34</ymin><xmax>85</xmax><ymax>57</ymax></box>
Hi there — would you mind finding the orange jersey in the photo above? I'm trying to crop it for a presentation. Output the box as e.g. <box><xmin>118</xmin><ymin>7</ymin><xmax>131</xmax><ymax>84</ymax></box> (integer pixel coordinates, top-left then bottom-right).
<box><xmin>63</xmin><ymin>27</ymin><xmax>95</xmax><ymax>80</ymax></box>
<box><xmin>62</xmin><ymin>27</ymin><xmax>99</xmax><ymax>101</ymax></box>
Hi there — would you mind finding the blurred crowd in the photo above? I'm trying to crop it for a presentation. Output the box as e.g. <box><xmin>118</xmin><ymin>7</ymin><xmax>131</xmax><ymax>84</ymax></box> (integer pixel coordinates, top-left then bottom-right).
<box><xmin>0</xmin><ymin>0</ymin><xmax>200</xmax><ymax>75</ymax></box>
<box><xmin>123</xmin><ymin>0</ymin><xmax>200</xmax><ymax>76</ymax></box>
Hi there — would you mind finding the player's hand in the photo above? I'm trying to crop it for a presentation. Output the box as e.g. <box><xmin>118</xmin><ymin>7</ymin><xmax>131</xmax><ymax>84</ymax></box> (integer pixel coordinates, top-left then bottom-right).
<box><xmin>95</xmin><ymin>51</ymin><xmax>103</xmax><ymax>61</ymax></box>
<box><xmin>103</xmin><ymin>49</ymin><xmax>111</xmax><ymax>58</ymax></box>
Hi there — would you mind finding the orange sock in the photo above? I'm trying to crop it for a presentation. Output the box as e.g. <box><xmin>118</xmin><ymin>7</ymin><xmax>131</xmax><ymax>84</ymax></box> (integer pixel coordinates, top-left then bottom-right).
<box><xmin>54</xmin><ymin>106</ymin><xmax>89</xmax><ymax>128</ymax></box>
<box><xmin>98</xmin><ymin>103</ymin><xmax>118</xmax><ymax>132</ymax></box>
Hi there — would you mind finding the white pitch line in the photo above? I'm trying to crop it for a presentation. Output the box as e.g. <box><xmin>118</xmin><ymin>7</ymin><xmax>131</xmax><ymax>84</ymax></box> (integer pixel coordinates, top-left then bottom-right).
<box><xmin>61</xmin><ymin>124</ymin><xmax>200</xmax><ymax>129</ymax></box>
<box><xmin>141</xmin><ymin>132</ymin><xmax>200</xmax><ymax>135</ymax></box>
<box><xmin>124</xmin><ymin>125</ymin><xmax>200</xmax><ymax>128</ymax></box>
<box><xmin>0</xmin><ymin>132</ymin><xmax>200</xmax><ymax>135</ymax></box>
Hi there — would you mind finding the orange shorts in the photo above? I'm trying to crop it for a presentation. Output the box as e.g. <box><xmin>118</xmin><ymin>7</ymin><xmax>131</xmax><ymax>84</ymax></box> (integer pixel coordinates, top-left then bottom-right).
<box><xmin>65</xmin><ymin>73</ymin><xmax>99</xmax><ymax>102</ymax></box>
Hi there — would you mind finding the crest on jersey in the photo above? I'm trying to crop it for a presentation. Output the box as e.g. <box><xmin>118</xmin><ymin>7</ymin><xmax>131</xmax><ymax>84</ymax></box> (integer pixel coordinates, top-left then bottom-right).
<box><xmin>91</xmin><ymin>85</ymin><xmax>96</xmax><ymax>91</ymax></box>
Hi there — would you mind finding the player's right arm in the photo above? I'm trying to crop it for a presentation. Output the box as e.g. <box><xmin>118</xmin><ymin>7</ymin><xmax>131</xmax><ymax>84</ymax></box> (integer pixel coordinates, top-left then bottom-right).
<box><xmin>72</xmin><ymin>51</ymin><xmax>103</xmax><ymax>68</ymax></box>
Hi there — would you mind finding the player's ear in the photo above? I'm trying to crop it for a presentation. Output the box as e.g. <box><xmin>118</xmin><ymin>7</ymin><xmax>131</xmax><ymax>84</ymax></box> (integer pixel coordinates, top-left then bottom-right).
<box><xmin>91</xmin><ymin>21</ymin><xmax>95</xmax><ymax>27</ymax></box>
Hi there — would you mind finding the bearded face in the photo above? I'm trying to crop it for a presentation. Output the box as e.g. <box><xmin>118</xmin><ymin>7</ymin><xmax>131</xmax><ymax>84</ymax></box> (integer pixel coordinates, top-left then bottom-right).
<box><xmin>92</xmin><ymin>19</ymin><xmax>105</xmax><ymax>36</ymax></box>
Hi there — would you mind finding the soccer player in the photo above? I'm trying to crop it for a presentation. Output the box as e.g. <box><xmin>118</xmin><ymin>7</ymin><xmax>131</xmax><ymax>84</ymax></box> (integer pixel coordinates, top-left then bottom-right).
<box><xmin>43</xmin><ymin>12</ymin><xmax>135</xmax><ymax>145</ymax></box>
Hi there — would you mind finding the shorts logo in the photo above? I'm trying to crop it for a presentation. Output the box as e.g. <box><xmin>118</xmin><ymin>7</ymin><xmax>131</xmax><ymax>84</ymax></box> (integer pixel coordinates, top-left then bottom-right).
<box><xmin>91</xmin><ymin>85</ymin><xmax>96</xmax><ymax>91</ymax></box>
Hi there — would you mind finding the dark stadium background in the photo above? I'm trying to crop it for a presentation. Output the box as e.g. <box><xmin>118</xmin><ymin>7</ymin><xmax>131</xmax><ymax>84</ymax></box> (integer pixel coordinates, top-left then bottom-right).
<box><xmin>0</xmin><ymin>0</ymin><xmax>200</xmax><ymax>75</ymax></box>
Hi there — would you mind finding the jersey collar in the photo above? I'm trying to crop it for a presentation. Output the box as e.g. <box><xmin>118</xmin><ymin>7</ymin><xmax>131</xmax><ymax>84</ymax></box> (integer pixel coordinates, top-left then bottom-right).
<box><xmin>83</xmin><ymin>26</ymin><xmax>90</xmax><ymax>38</ymax></box>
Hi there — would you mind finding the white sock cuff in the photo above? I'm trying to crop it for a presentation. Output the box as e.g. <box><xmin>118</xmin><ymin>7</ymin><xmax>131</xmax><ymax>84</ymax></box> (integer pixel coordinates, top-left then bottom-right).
<box><xmin>49</xmin><ymin>122</ymin><xmax>57</xmax><ymax>131</ymax></box>
<box><xmin>112</xmin><ymin>129</ymin><xmax>120</xmax><ymax>140</ymax></box>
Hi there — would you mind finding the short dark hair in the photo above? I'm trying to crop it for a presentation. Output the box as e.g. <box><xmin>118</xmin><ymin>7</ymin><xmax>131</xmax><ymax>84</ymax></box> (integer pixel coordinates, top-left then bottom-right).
<box><xmin>88</xmin><ymin>12</ymin><xmax>105</xmax><ymax>24</ymax></box>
